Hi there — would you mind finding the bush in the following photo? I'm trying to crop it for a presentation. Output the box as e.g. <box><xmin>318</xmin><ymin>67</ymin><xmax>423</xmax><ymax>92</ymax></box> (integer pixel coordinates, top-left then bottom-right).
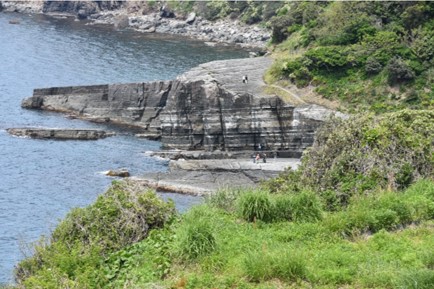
<box><xmin>273</xmin><ymin>194</ymin><xmax>293</xmax><ymax>221</ymax></box>
<box><xmin>269</xmin><ymin>14</ymin><xmax>296</xmax><ymax>43</ymax></box>
<box><xmin>205</xmin><ymin>188</ymin><xmax>242</xmax><ymax>213</ymax></box>
<box><xmin>387</xmin><ymin>56</ymin><xmax>416</xmax><ymax>84</ymax></box>
<box><xmin>293</xmin><ymin>110</ymin><xmax>434</xmax><ymax>199</ymax></box>
<box><xmin>15</xmin><ymin>181</ymin><xmax>176</xmax><ymax>286</ymax></box>
<box><xmin>195</xmin><ymin>1</ymin><xmax>230</xmax><ymax>21</ymax></box>
<box><xmin>237</xmin><ymin>190</ymin><xmax>274</xmax><ymax>222</ymax></box>
<box><xmin>52</xmin><ymin>180</ymin><xmax>176</xmax><ymax>252</ymax></box>
<box><xmin>305</xmin><ymin>46</ymin><xmax>350</xmax><ymax>70</ymax></box>
<box><xmin>365</xmin><ymin>56</ymin><xmax>383</xmax><ymax>75</ymax></box>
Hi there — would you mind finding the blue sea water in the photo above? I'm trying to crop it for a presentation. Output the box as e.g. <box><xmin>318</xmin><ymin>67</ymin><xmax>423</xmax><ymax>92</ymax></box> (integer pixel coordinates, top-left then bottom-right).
<box><xmin>0</xmin><ymin>12</ymin><xmax>248</xmax><ymax>284</ymax></box>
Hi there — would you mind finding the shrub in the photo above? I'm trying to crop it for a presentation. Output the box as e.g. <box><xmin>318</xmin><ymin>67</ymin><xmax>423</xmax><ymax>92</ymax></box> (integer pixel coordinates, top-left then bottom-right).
<box><xmin>365</xmin><ymin>56</ymin><xmax>383</xmax><ymax>75</ymax></box>
<box><xmin>291</xmin><ymin>110</ymin><xmax>434</xmax><ymax>200</ymax></box>
<box><xmin>52</xmin><ymin>180</ymin><xmax>176</xmax><ymax>252</ymax></box>
<box><xmin>269</xmin><ymin>14</ymin><xmax>296</xmax><ymax>43</ymax></box>
<box><xmin>15</xmin><ymin>181</ymin><xmax>177</xmax><ymax>287</ymax></box>
<box><xmin>387</xmin><ymin>56</ymin><xmax>416</xmax><ymax>84</ymax></box>
<box><xmin>395</xmin><ymin>162</ymin><xmax>415</xmax><ymax>189</ymax></box>
<box><xmin>195</xmin><ymin>0</ymin><xmax>230</xmax><ymax>21</ymax></box>
<box><xmin>305</xmin><ymin>46</ymin><xmax>350</xmax><ymax>70</ymax></box>
<box><xmin>176</xmin><ymin>220</ymin><xmax>216</xmax><ymax>260</ymax></box>
<box><xmin>237</xmin><ymin>190</ymin><xmax>274</xmax><ymax>222</ymax></box>
<box><xmin>174</xmin><ymin>206</ymin><xmax>219</xmax><ymax>261</ymax></box>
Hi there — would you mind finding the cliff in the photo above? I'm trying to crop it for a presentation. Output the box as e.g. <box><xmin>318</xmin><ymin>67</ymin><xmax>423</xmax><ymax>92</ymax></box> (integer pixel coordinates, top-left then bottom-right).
<box><xmin>22</xmin><ymin>57</ymin><xmax>342</xmax><ymax>156</ymax></box>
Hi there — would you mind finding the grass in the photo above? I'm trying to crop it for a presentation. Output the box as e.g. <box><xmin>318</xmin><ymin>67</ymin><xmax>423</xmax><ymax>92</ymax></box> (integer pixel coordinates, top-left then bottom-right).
<box><xmin>13</xmin><ymin>180</ymin><xmax>434</xmax><ymax>289</ymax></box>
<box><xmin>156</xmin><ymin>180</ymin><xmax>434</xmax><ymax>288</ymax></box>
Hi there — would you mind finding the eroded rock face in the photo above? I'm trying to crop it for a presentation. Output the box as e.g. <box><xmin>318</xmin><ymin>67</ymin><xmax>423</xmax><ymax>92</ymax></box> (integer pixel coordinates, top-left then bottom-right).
<box><xmin>42</xmin><ymin>0</ymin><xmax>124</xmax><ymax>18</ymax></box>
<box><xmin>21</xmin><ymin>57</ymin><xmax>341</xmax><ymax>156</ymax></box>
<box><xmin>23</xmin><ymin>81</ymin><xmax>172</xmax><ymax>137</ymax></box>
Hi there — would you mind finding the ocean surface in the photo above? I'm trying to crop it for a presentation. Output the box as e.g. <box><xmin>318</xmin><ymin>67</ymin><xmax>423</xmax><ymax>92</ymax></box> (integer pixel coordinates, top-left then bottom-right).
<box><xmin>0</xmin><ymin>12</ymin><xmax>248</xmax><ymax>284</ymax></box>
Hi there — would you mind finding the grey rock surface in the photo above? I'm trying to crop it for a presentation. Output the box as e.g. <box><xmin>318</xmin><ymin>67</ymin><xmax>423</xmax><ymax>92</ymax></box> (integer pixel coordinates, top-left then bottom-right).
<box><xmin>21</xmin><ymin>57</ymin><xmax>342</xmax><ymax>156</ymax></box>
<box><xmin>6</xmin><ymin>128</ymin><xmax>115</xmax><ymax>140</ymax></box>
<box><xmin>132</xmin><ymin>158</ymin><xmax>300</xmax><ymax>195</ymax></box>
<box><xmin>106</xmin><ymin>168</ymin><xmax>130</xmax><ymax>178</ymax></box>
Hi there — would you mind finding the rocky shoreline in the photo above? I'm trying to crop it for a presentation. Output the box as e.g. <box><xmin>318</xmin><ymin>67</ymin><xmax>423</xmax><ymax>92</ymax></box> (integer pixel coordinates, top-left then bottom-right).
<box><xmin>1</xmin><ymin>0</ymin><xmax>270</xmax><ymax>50</ymax></box>
<box><xmin>132</xmin><ymin>157</ymin><xmax>300</xmax><ymax>196</ymax></box>
<box><xmin>3</xmin><ymin>1</ymin><xmax>340</xmax><ymax>196</ymax></box>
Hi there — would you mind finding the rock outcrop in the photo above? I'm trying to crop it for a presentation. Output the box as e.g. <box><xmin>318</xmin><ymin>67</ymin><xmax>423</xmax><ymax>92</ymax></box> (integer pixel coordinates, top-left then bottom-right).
<box><xmin>106</xmin><ymin>168</ymin><xmax>130</xmax><ymax>178</ymax></box>
<box><xmin>22</xmin><ymin>57</ymin><xmax>342</xmax><ymax>156</ymax></box>
<box><xmin>132</xmin><ymin>158</ymin><xmax>300</xmax><ymax>195</ymax></box>
<box><xmin>7</xmin><ymin>128</ymin><xmax>115</xmax><ymax>140</ymax></box>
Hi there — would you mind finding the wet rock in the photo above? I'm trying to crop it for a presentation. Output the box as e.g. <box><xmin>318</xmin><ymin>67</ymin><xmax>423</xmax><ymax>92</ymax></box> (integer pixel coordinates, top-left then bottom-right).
<box><xmin>106</xmin><ymin>169</ymin><xmax>130</xmax><ymax>178</ymax></box>
<box><xmin>114</xmin><ymin>15</ymin><xmax>129</xmax><ymax>29</ymax></box>
<box><xmin>6</xmin><ymin>128</ymin><xmax>115</xmax><ymax>140</ymax></box>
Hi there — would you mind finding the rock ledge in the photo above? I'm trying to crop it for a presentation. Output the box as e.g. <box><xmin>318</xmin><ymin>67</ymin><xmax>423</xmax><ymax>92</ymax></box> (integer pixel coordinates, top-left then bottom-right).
<box><xmin>6</xmin><ymin>128</ymin><xmax>115</xmax><ymax>140</ymax></box>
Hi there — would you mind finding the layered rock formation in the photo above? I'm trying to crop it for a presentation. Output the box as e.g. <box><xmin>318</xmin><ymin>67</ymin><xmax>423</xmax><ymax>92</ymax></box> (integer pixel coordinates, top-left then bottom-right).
<box><xmin>22</xmin><ymin>57</ymin><xmax>342</xmax><ymax>156</ymax></box>
<box><xmin>7</xmin><ymin>128</ymin><xmax>115</xmax><ymax>140</ymax></box>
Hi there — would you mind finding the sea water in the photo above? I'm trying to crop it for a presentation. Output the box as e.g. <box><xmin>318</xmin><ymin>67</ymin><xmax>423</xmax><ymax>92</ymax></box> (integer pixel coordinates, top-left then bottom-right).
<box><xmin>0</xmin><ymin>12</ymin><xmax>248</xmax><ymax>283</ymax></box>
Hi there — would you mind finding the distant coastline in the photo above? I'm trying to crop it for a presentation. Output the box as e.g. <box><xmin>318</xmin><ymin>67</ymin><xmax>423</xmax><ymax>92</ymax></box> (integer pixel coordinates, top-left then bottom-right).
<box><xmin>0</xmin><ymin>0</ymin><xmax>270</xmax><ymax>51</ymax></box>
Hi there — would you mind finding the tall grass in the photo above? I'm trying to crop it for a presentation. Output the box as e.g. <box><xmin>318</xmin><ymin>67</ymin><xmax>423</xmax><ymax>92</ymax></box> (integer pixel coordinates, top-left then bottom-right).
<box><xmin>237</xmin><ymin>190</ymin><xmax>274</xmax><ymax>222</ymax></box>
<box><xmin>243</xmin><ymin>247</ymin><xmax>307</xmax><ymax>282</ymax></box>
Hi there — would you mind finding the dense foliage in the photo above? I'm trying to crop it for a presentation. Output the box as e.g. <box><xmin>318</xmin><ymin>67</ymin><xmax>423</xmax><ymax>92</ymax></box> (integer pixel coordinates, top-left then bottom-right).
<box><xmin>266</xmin><ymin>1</ymin><xmax>434</xmax><ymax>112</ymax></box>
<box><xmin>266</xmin><ymin>110</ymin><xmax>434</xmax><ymax>208</ymax></box>
<box><xmin>14</xmin><ymin>181</ymin><xmax>176</xmax><ymax>288</ymax></box>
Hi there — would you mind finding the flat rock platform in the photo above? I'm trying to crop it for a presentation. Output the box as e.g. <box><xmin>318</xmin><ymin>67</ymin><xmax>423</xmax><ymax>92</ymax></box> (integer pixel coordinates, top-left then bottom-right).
<box><xmin>131</xmin><ymin>158</ymin><xmax>300</xmax><ymax>196</ymax></box>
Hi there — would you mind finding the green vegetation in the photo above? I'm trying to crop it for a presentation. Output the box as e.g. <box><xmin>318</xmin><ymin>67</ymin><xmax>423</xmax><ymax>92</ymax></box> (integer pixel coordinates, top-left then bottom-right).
<box><xmin>8</xmin><ymin>2</ymin><xmax>434</xmax><ymax>288</ymax></box>
<box><xmin>13</xmin><ymin>110</ymin><xmax>434</xmax><ymax>288</ymax></box>
<box><xmin>14</xmin><ymin>181</ymin><xmax>176</xmax><ymax>288</ymax></box>
<box><xmin>266</xmin><ymin>110</ymin><xmax>434</xmax><ymax>205</ymax></box>
<box><xmin>266</xmin><ymin>1</ymin><xmax>434</xmax><ymax>113</ymax></box>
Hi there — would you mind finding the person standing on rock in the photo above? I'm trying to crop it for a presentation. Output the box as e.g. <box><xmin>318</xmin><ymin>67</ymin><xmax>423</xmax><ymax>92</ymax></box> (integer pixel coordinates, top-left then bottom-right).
<box><xmin>255</xmin><ymin>153</ymin><xmax>260</xmax><ymax>163</ymax></box>
<box><xmin>243</xmin><ymin>75</ymin><xmax>248</xmax><ymax>84</ymax></box>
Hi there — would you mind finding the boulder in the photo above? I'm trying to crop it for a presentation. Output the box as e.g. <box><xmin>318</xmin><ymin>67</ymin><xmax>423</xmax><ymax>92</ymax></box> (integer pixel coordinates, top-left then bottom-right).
<box><xmin>114</xmin><ymin>15</ymin><xmax>129</xmax><ymax>30</ymax></box>
<box><xmin>106</xmin><ymin>169</ymin><xmax>130</xmax><ymax>178</ymax></box>
<box><xmin>159</xmin><ymin>6</ymin><xmax>175</xmax><ymax>18</ymax></box>
<box><xmin>185</xmin><ymin>12</ymin><xmax>196</xmax><ymax>24</ymax></box>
